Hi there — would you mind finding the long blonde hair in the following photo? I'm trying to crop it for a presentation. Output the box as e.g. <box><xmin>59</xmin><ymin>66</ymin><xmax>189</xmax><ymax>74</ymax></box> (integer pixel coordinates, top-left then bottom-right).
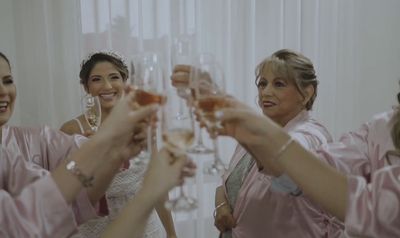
<box><xmin>255</xmin><ymin>49</ymin><xmax>318</xmax><ymax>110</ymax></box>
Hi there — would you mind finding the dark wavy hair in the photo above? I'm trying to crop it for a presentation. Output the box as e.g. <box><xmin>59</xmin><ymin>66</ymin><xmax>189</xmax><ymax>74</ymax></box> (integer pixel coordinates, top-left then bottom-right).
<box><xmin>79</xmin><ymin>52</ymin><xmax>128</xmax><ymax>88</ymax></box>
<box><xmin>0</xmin><ymin>52</ymin><xmax>11</xmax><ymax>69</ymax></box>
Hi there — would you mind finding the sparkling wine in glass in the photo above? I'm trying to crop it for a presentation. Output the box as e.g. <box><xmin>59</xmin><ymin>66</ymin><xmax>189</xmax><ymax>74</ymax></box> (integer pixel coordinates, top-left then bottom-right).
<box><xmin>171</xmin><ymin>35</ymin><xmax>194</xmax><ymax>106</ymax></box>
<box><xmin>192</xmin><ymin>53</ymin><xmax>228</xmax><ymax>175</ymax></box>
<box><xmin>82</xmin><ymin>95</ymin><xmax>101</xmax><ymax>132</ymax></box>
<box><xmin>135</xmin><ymin>89</ymin><xmax>167</xmax><ymax>106</ymax></box>
<box><xmin>162</xmin><ymin>89</ymin><xmax>197</xmax><ymax>212</ymax></box>
<box><xmin>130</xmin><ymin>53</ymin><xmax>166</xmax><ymax>165</ymax></box>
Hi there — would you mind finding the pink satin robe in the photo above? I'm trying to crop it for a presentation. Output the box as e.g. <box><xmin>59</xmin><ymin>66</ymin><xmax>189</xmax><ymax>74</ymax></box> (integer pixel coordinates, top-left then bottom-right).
<box><xmin>222</xmin><ymin>111</ymin><xmax>344</xmax><ymax>238</ymax></box>
<box><xmin>0</xmin><ymin>147</ymin><xmax>79</xmax><ymax>237</ymax></box>
<box><xmin>1</xmin><ymin>125</ymin><xmax>98</xmax><ymax>235</ymax></box>
<box><xmin>315</xmin><ymin>109</ymin><xmax>400</xmax><ymax>236</ymax></box>
<box><xmin>345</xmin><ymin>165</ymin><xmax>400</xmax><ymax>237</ymax></box>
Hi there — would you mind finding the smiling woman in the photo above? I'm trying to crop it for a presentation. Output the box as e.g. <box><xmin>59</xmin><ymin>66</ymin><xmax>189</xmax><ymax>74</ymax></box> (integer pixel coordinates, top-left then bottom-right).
<box><xmin>60</xmin><ymin>52</ymin><xmax>128</xmax><ymax>135</ymax></box>
<box><xmin>60</xmin><ymin>51</ymin><xmax>177</xmax><ymax>238</ymax></box>
<box><xmin>0</xmin><ymin>52</ymin><xmax>16</xmax><ymax>128</ymax></box>
<box><xmin>212</xmin><ymin>49</ymin><xmax>343</xmax><ymax>238</ymax></box>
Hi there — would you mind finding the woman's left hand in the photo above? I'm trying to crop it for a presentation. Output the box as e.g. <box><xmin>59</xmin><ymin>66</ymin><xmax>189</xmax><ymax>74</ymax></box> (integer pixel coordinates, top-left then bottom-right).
<box><xmin>141</xmin><ymin>147</ymin><xmax>197</xmax><ymax>198</ymax></box>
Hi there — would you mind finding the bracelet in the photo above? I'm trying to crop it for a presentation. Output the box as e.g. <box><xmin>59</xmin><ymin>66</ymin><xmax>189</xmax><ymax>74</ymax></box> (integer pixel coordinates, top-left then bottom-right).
<box><xmin>66</xmin><ymin>160</ymin><xmax>94</xmax><ymax>187</ymax></box>
<box><xmin>275</xmin><ymin>137</ymin><xmax>295</xmax><ymax>161</ymax></box>
<box><xmin>213</xmin><ymin>201</ymin><xmax>228</xmax><ymax>218</ymax></box>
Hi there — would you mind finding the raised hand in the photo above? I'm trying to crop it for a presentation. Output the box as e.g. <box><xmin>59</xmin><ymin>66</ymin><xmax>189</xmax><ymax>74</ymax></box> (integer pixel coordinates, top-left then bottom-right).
<box><xmin>141</xmin><ymin>147</ymin><xmax>197</xmax><ymax>198</ymax></box>
<box><xmin>214</xmin><ymin>203</ymin><xmax>236</xmax><ymax>233</ymax></box>
<box><xmin>211</xmin><ymin>97</ymin><xmax>276</xmax><ymax>146</ymax></box>
<box><xmin>95</xmin><ymin>85</ymin><xmax>159</xmax><ymax>160</ymax></box>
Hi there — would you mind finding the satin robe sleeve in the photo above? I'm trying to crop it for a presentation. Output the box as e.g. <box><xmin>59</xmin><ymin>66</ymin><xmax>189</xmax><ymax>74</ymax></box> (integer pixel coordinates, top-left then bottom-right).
<box><xmin>40</xmin><ymin>127</ymin><xmax>98</xmax><ymax>223</ymax></box>
<box><xmin>4</xmin><ymin>126</ymin><xmax>98</xmax><ymax>224</ymax></box>
<box><xmin>271</xmin><ymin>128</ymin><xmax>333</xmax><ymax>194</ymax></box>
<box><xmin>0</xmin><ymin>147</ymin><xmax>77</xmax><ymax>238</ymax></box>
<box><xmin>344</xmin><ymin>165</ymin><xmax>400</xmax><ymax>237</ymax></box>
<box><xmin>316</xmin><ymin>123</ymin><xmax>371</xmax><ymax>177</ymax></box>
<box><xmin>40</xmin><ymin>126</ymin><xmax>87</xmax><ymax>171</ymax></box>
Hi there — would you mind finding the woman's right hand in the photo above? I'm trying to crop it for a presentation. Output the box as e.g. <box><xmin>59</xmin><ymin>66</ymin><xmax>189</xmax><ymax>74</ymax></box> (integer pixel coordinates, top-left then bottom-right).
<box><xmin>214</xmin><ymin>204</ymin><xmax>236</xmax><ymax>233</ymax></box>
<box><xmin>94</xmin><ymin>85</ymin><xmax>159</xmax><ymax>160</ymax></box>
<box><xmin>171</xmin><ymin>64</ymin><xmax>191</xmax><ymax>89</ymax></box>
<box><xmin>141</xmin><ymin>147</ymin><xmax>197</xmax><ymax>198</ymax></box>
<box><xmin>211</xmin><ymin>97</ymin><xmax>280</xmax><ymax>147</ymax></box>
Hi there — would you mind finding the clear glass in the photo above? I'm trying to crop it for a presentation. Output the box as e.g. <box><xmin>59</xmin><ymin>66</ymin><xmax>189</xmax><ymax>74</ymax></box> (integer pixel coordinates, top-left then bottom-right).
<box><xmin>82</xmin><ymin>94</ymin><xmax>101</xmax><ymax>132</ymax></box>
<box><xmin>162</xmin><ymin>89</ymin><xmax>197</xmax><ymax>211</ymax></box>
<box><xmin>192</xmin><ymin>53</ymin><xmax>227</xmax><ymax>175</ymax></box>
<box><xmin>171</xmin><ymin>35</ymin><xmax>193</xmax><ymax>120</ymax></box>
<box><xmin>171</xmin><ymin>35</ymin><xmax>213</xmax><ymax>154</ymax></box>
<box><xmin>130</xmin><ymin>52</ymin><xmax>166</xmax><ymax>165</ymax></box>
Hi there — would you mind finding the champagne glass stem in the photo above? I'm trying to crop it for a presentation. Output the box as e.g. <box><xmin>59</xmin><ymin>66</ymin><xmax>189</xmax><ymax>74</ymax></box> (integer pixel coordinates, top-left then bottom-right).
<box><xmin>147</xmin><ymin>124</ymin><xmax>152</xmax><ymax>155</ymax></box>
<box><xmin>197</xmin><ymin>124</ymin><xmax>205</xmax><ymax>145</ymax></box>
<box><xmin>177</xmin><ymin>100</ymin><xmax>185</xmax><ymax>119</ymax></box>
<box><xmin>212</xmin><ymin>137</ymin><xmax>220</xmax><ymax>162</ymax></box>
<box><xmin>179</xmin><ymin>185</ymin><xmax>186</xmax><ymax>197</ymax></box>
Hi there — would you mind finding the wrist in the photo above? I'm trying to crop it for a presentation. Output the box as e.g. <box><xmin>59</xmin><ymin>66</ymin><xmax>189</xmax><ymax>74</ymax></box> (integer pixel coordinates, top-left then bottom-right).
<box><xmin>213</xmin><ymin>201</ymin><xmax>229</xmax><ymax>218</ymax></box>
<box><xmin>139</xmin><ymin>184</ymin><xmax>165</xmax><ymax>205</ymax></box>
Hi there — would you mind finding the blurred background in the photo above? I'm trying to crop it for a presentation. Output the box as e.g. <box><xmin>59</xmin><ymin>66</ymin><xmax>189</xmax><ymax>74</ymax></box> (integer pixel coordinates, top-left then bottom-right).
<box><xmin>1</xmin><ymin>0</ymin><xmax>400</xmax><ymax>237</ymax></box>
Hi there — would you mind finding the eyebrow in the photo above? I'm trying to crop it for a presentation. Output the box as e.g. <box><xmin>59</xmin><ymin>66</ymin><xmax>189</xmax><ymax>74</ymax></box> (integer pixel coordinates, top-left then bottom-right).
<box><xmin>273</xmin><ymin>77</ymin><xmax>288</xmax><ymax>82</ymax></box>
<box><xmin>2</xmin><ymin>75</ymin><xmax>13</xmax><ymax>80</ymax></box>
<box><xmin>259</xmin><ymin>76</ymin><xmax>286</xmax><ymax>82</ymax></box>
<box><xmin>89</xmin><ymin>74</ymin><xmax>102</xmax><ymax>79</ymax></box>
<box><xmin>89</xmin><ymin>72</ymin><xmax>121</xmax><ymax>79</ymax></box>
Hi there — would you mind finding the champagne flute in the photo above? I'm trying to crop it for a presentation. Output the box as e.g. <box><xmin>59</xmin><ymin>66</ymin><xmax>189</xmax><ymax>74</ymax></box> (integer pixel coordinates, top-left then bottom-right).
<box><xmin>171</xmin><ymin>35</ymin><xmax>194</xmax><ymax>106</ymax></box>
<box><xmin>171</xmin><ymin>36</ymin><xmax>214</xmax><ymax>154</ymax></box>
<box><xmin>82</xmin><ymin>94</ymin><xmax>101</xmax><ymax>132</ymax></box>
<box><xmin>186</xmin><ymin>64</ymin><xmax>214</xmax><ymax>155</ymax></box>
<box><xmin>130</xmin><ymin>53</ymin><xmax>166</xmax><ymax>165</ymax></box>
<box><xmin>162</xmin><ymin>89</ymin><xmax>197</xmax><ymax>211</ymax></box>
<box><xmin>192</xmin><ymin>54</ymin><xmax>227</xmax><ymax>175</ymax></box>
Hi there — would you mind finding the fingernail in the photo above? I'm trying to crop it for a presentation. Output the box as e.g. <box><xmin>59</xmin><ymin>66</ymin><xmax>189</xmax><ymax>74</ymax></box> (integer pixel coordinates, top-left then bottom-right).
<box><xmin>215</xmin><ymin>110</ymin><xmax>223</xmax><ymax>119</ymax></box>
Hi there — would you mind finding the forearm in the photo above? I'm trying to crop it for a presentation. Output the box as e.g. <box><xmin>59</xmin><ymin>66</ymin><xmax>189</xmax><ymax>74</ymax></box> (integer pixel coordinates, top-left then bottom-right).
<box><xmin>52</xmin><ymin>136</ymin><xmax>112</xmax><ymax>204</ymax></box>
<box><xmin>155</xmin><ymin>194</ymin><xmax>177</xmax><ymax>237</ymax></box>
<box><xmin>241</xmin><ymin>143</ymin><xmax>284</xmax><ymax>177</ymax></box>
<box><xmin>86</xmin><ymin>158</ymin><xmax>122</xmax><ymax>205</ymax></box>
<box><xmin>274</xmin><ymin>134</ymin><xmax>348</xmax><ymax>220</ymax></box>
<box><xmin>101</xmin><ymin>186</ymin><xmax>159</xmax><ymax>238</ymax></box>
<box><xmin>215</xmin><ymin>185</ymin><xmax>228</xmax><ymax>207</ymax></box>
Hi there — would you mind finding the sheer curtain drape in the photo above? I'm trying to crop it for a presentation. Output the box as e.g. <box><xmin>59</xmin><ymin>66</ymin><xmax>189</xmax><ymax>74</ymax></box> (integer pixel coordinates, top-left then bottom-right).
<box><xmin>1</xmin><ymin>0</ymin><xmax>400</xmax><ymax>237</ymax></box>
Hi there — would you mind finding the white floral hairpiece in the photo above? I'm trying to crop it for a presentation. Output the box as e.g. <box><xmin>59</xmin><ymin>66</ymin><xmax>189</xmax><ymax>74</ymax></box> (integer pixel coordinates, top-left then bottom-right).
<box><xmin>80</xmin><ymin>50</ymin><xmax>128</xmax><ymax>69</ymax></box>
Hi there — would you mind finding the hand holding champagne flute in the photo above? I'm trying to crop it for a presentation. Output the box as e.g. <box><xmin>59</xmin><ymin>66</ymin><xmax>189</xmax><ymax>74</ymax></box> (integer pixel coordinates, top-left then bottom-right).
<box><xmin>192</xmin><ymin>53</ymin><xmax>228</xmax><ymax>175</ymax></box>
<box><xmin>130</xmin><ymin>53</ymin><xmax>166</xmax><ymax>164</ymax></box>
<box><xmin>162</xmin><ymin>89</ymin><xmax>197</xmax><ymax>211</ymax></box>
<box><xmin>135</xmin><ymin>88</ymin><xmax>167</xmax><ymax>106</ymax></box>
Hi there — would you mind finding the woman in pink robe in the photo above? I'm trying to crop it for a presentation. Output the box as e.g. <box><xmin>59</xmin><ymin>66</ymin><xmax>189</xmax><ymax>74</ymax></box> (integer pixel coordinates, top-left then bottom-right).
<box><xmin>0</xmin><ymin>51</ymin><xmax>106</xmax><ymax>224</ymax></box>
<box><xmin>0</xmin><ymin>147</ymin><xmax>86</xmax><ymax>237</ymax></box>
<box><xmin>0</xmin><ymin>59</ymin><xmax>190</xmax><ymax>237</ymax></box>
<box><xmin>213</xmin><ymin>95</ymin><xmax>400</xmax><ymax>237</ymax></box>
<box><xmin>221</xmin><ymin>111</ymin><xmax>343</xmax><ymax>238</ymax></box>
<box><xmin>0</xmin><ymin>52</ymin><xmax>161</xmax><ymax>236</ymax></box>
<box><xmin>213</xmin><ymin>49</ymin><xmax>343</xmax><ymax>237</ymax></box>
<box><xmin>0</xmin><ymin>129</ymin><xmax>195</xmax><ymax>238</ymax></box>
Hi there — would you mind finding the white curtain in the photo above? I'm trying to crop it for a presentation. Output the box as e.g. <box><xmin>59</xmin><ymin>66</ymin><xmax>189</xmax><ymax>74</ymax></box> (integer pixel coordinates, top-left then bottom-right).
<box><xmin>2</xmin><ymin>0</ymin><xmax>400</xmax><ymax>237</ymax></box>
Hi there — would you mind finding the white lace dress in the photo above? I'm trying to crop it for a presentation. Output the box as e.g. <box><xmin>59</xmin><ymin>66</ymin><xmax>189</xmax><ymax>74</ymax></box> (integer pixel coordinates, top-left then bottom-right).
<box><xmin>71</xmin><ymin>162</ymin><xmax>164</xmax><ymax>238</ymax></box>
